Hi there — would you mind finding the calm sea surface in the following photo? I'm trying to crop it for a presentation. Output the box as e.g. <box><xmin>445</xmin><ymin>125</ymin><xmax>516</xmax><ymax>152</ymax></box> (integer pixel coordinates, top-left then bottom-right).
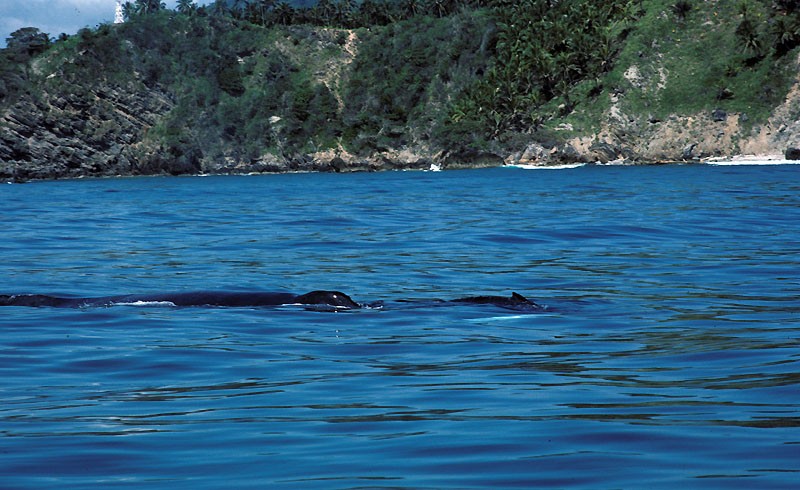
<box><xmin>1</xmin><ymin>164</ymin><xmax>799</xmax><ymax>489</ymax></box>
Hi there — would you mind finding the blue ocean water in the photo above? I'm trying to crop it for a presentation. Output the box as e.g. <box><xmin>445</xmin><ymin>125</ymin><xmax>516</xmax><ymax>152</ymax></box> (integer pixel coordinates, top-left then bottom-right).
<box><xmin>1</xmin><ymin>164</ymin><xmax>799</xmax><ymax>489</ymax></box>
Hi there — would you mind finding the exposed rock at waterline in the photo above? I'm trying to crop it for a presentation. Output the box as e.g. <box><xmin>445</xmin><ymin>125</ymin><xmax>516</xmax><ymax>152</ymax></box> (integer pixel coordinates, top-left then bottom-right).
<box><xmin>506</xmin><ymin>142</ymin><xmax>588</xmax><ymax>167</ymax></box>
<box><xmin>682</xmin><ymin>143</ymin><xmax>698</xmax><ymax>161</ymax></box>
<box><xmin>785</xmin><ymin>147</ymin><xmax>800</xmax><ymax>160</ymax></box>
<box><xmin>443</xmin><ymin>149</ymin><xmax>504</xmax><ymax>169</ymax></box>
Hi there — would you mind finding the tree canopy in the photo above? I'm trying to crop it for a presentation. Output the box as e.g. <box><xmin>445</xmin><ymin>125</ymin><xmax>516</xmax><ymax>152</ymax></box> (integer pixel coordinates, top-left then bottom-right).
<box><xmin>5</xmin><ymin>27</ymin><xmax>51</xmax><ymax>61</ymax></box>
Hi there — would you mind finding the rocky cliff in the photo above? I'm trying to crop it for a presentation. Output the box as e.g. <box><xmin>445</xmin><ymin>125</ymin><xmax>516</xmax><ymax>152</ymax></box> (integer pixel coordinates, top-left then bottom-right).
<box><xmin>0</xmin><ymin>83</ymin><xmax>176</xmax><ymax>180</ymax></box>
<box><xmin>3</xmin><ymin>2</ymin><xmax>800</xmax><ymax>181</ymax></box>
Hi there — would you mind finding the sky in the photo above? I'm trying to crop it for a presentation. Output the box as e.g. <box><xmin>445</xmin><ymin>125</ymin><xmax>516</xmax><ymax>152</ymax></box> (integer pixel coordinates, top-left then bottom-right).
<box><xmin>1</xmin><ymin>0</ymin><xmax>213</xmax><ymax>48</ymax></box>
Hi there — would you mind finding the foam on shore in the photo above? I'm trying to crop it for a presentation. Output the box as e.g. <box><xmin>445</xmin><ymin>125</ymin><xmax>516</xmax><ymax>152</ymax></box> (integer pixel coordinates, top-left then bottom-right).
<box><xmin>505</xmin><ymin>163</ymin><xmax>588</xmax><ymax>170</ymax></box>
<box><xmin>705</xmin><ymin>155</ymin><xmax>800</xmax><ymax>165</ymax></box>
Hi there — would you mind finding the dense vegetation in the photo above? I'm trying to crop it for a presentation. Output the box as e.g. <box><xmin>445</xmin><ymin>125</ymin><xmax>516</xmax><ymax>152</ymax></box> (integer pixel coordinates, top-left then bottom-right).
<box><xmin>3</xmin><ymin>0</ymin><xmax>800</xmax><ymax>172</ymax></box>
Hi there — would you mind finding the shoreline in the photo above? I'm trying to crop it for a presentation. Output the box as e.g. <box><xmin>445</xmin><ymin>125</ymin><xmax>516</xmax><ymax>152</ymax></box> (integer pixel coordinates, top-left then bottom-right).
<box><xmin>6</xmin><ymin>154</ymin><xmax>800</xmax><ymax>183</ymax></box>
<box><xmin>506</xmin><ymin>152</ymin><xmax>800</xmax><ymax>170</ymax></box>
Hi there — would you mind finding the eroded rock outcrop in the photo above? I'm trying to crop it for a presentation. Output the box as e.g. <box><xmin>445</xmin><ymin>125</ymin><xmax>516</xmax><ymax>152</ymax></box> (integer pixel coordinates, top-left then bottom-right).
<box><xmin>0</xmin><ymin>81</ymin><xmax>175</xmax><ymax>180</ymax></box>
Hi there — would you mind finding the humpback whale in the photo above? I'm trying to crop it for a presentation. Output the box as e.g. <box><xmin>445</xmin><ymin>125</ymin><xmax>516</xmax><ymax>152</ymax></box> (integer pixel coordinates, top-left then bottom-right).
<box><xmin>451</xmin><ymin>292</ymin><xmax>540</xmax><ymax>310</ymax></box>
<box><xmin>0</xmin><ymin>290</ymin><xmax>356</xmax><ymax>309</ymax></box>
<box><xmin>0</xmin><ymin>290</ymin><xmax>543</xmax><ymax>312</ymax></box>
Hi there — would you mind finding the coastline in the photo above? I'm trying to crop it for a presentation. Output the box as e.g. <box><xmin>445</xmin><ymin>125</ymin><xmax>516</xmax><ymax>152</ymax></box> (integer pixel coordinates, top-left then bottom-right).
<box><xmin>5</xmin><ymin>4</ymin><xmax>800</xmax><ymax>184</ymax></box>
<box><xmin>6</xmin><ymin>151</ymin><xmax>799</xmax><ymax>184</ymax></box>
<box><xmin>702</xmin><ymin>154</ymin><xmax>800</xmax><ymax>165</ymax></box>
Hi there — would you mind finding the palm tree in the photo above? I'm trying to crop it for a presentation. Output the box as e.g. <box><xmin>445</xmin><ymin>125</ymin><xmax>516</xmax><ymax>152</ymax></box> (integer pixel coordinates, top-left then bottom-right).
<box><xmin>736</xmin><ymin>3</ymin><xmax>762</xmax><ymax>56</ymax></box>
<box><xmin>771</xmin><ymin>15</ymin><xmax>800</xmax><ymax>54</ymax></box>
<box><xmin>272</xmin><ymin>2</ymin><xmax>295</xmax><ymax>25</ymax></box>
<box><xmin>428</xmin><ymin>0</ymin><xmax>455</xmax><ymax>18</ymax></box>
<box><xmin>122</xmin><ymin>1</ymin><xmax>137</xmax><ymax>20</ymax></box>
<box><xmin>230</xmin><ymin>0</ymin><xmax>248</xmax><ymax>19</ymax></box>
<box><xmin>210</xmin><ymin>0</ymin><xmax>230</xmax><ymax>17</ymax></box>
<box><xmin>670</xmin><ymin>1</ymin><xmax>691</xmax><ymax>20</ymax></box>
<box><xmin>312</xmin><ymin>0</ymin><xmax>335</xmax><ymax>25</ymax></box>
<box><xmin>176</xmin><ymin>0</ymin><xmax>196</xmax><ymax>15</ymax></box>
<box><xmin>358</xmin><ymin>0</ymin><xmax>386</xmax><ymax>25</ymax></box>
<box><xmin>254</xmin><ymin>0</ymin><xmax>276</xmax><ymax>25</ymax></box>
<box><xmin>335</xmin><ymin>0</ymin><xmax>358</xmax><ymax>27</ymax></box>
<box><xmin>403</xmin><ymin>0</ymin><xmax>422</xmax><ymax>18</ymax></box>
<box><xmin>135</xmin><ymin>0</ymin><xmax>164</xmax><ymax>14</ymax></box>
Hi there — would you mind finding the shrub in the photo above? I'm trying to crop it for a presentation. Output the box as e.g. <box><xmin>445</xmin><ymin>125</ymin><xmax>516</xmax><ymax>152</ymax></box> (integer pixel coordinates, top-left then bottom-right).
<box><xmin>671</xmin><ymin>1</ymin><xmax>692</xmax><ymax>20</ymax></box>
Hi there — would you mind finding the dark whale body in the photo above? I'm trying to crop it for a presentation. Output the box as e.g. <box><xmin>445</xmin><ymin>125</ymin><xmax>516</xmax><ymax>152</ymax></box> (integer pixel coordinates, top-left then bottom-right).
<box><xmin>451</xmin><ymin>292</ymin><xmax>541</xmax><ymax>311</ymax></box>
<box><xmin>0</xmin><ymin>290</ymin><xmax>358</xmax><ymax>309</ymax></box>
<box><xmin>0</xmin><ymin>290</ymin><xmax>542</xmax><ymax>312</ymax></box>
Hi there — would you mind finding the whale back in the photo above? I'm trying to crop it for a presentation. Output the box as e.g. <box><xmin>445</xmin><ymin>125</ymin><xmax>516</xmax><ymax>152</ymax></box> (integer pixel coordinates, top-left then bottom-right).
<box><xmin>293</xmin><ymin>290</ymin><xmax>360</xmax><ymax>308</ymax></box>
<box><xmin>0</xmin><ymin>294</ymin><xmax>80</xmax><ymax>307</ymax></box>
<box><xmin>1</xmin><ymin>290</ymin><xmax>543</xmax><ymax>312</ymax></box>
<box><xmin>452</xmin><ymin>292</ymin><xmax>544</xmax><ymax>311</ymax></box>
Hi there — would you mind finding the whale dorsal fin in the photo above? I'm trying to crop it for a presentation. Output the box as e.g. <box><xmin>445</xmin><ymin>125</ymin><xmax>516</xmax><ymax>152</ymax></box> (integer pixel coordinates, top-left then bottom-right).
<box><xmin>511</xmin><ymin>292</ymin><xmax>528</xmax><ymax>303</ymax></box>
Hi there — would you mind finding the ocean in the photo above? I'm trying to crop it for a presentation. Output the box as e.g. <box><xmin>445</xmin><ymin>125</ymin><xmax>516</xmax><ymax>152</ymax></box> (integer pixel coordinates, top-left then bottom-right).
<box><xmin>1</xmin><ymin>164</ymin><xmax>798</xmax><ymax>488</ymax></box>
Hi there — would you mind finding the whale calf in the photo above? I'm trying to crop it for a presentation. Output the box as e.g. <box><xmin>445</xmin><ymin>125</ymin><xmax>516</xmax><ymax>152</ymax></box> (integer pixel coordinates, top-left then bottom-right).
<box><xmin>450</xmin><ymin>292</ymin><xmax>543</xmax><ymax>311</ymax></box>
<box><xmin>0</xmin><ymin>290</ymin><xmax>542</xmax><ymax>312</ymax></box>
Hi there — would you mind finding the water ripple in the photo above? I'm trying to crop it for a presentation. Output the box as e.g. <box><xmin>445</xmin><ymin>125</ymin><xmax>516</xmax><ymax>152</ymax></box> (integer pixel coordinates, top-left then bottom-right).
<box><xmin>1</xmin><ymin>166</ymin><xmax>799</xmax><ymax>488</ymax></box>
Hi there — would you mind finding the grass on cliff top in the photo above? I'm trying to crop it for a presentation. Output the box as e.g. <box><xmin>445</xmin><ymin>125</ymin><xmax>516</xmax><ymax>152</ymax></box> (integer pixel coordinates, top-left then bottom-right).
<box><xmin>556</xmin><ymin>0</ymin><xmax>797</xmax><ymax>135</ymax></box>
<box><xmin>610</xmin><ymin>0</ymin><xmax>796</xmax><ymax>124</ymax></box>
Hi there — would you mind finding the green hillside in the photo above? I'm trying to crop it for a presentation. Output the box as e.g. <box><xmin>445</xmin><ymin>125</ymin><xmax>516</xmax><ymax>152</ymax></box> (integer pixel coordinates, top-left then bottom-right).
<box><xmin>2</xmin><ymin>0</ymin><xmax>800</xmax><ymax>179</ymax></box>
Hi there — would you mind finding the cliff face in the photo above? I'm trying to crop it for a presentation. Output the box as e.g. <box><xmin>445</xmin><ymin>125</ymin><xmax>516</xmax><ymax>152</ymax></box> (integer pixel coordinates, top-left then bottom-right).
<box><xmin>557</xmin><ymin>63</ymin><xmax>800</xmax><ymax>166</ymax></box>
<box><xmin>3</xmin><ymin>3</ymin><xmax>800</xmax><ymax>181</ymax></box>
<box><xmin>0</xmin><ymin>11</ymin><xmax>497</xmax><ymax>180</ymax></box>
<box><xmin>0</xmin><ymin>84</ymin><xmax>177</xmax><ymax>180</ymax></box>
